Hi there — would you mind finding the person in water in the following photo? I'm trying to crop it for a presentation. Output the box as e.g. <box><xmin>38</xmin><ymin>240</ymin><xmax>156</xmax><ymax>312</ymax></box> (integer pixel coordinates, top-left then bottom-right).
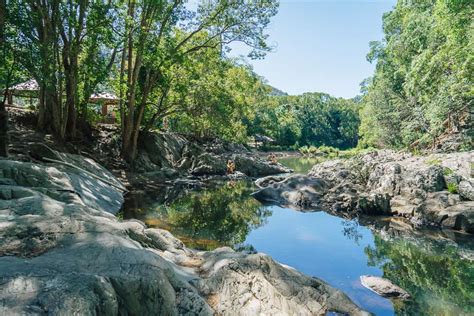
<box><xmin>226</xmin><ymin>160</ymin><xmax>236</xmax><ymax>174</ymax></box>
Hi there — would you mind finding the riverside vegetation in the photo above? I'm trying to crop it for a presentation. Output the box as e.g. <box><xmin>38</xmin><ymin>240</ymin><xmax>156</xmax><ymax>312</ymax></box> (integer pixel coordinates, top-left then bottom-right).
<box><xmin>0</xmin><ymin>0</ymin><xmax>473</xmax><ymax>315</ymax></box>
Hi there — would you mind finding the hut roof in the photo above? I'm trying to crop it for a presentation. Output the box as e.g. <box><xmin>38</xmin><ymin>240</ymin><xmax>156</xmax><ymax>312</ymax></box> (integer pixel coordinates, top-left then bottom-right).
<box><xmin>254</xmin><ymin>134</ymin><xmax>274</xmax><ymax>143</ymax></box>
<box><xmin>8</xmin><ymin>79</ymin><xmax>118</xmax><ymax>103</ymax></box>
<box><xmin>10</xmin><ymin>79</ymin><xmax>39</xmax><ymax>92</ymax></box>
<box><xmin>89</xmin><ymin>92</ymin><xmax>119</xmax><ymax>104</ymax></box>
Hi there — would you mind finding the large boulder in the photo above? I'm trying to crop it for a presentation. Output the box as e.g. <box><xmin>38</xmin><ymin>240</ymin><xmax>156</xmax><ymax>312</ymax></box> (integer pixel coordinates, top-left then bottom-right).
<box><xmin>134</xmin><ymin>131</ymin><xmax>292</xmax><ymax>178</ymax></box>
<box><xmin>252</xmin><ymin>174</ymin><xmax>330</xmax><ymax>209</ymax></box>
<box><xmin>233</xmin><ymin>155</ymin><xmax>291</xmax><ymax>177</ymax></box>
<box><xmin>459</xmin><ymin>180</ymin><xmax>474</xmax><ymax>201</ymax></box>
<box><xmin>136</xmin><ymin>132</ymin><xmax>190</xmax><ymax>172</ymax></box>
<box><xmin>0</xmin><ymin>152</ymin><xmax>124</xmax><ymax>214</ymax></box>
<box><xmin>190</xmin><ymin>153</ymin><xmax>227</xmax><ymax>175</ymax></box>
<box><xmin>193</xmin><ymin>248</ymin><xmax>370</xmax><ymax>316</ymax></box>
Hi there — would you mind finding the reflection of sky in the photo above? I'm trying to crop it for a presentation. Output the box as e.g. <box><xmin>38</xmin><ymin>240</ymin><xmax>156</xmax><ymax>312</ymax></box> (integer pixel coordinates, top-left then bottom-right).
<box><xmin>244</xmin><ymin>206</ymin><xmax>395</xmax><ymax>315</ymax></box>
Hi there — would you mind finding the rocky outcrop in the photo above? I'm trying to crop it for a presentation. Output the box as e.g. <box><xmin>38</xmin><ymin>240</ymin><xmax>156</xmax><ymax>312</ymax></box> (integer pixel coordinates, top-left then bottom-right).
<box><xmin>0</xmin><ymin>156</ymin><xmax>368</xmax><ymax>315</ymax></box>
<box><xmin>134</xmin><ymin>132</ymin><xmax>291</xmax><ymax>179</ymax></box>
<box><xmin>252</xmin><ymin>175</ymin><xmax>330</xmax><ymax>209</ymax></box>
<box><xmin>253</xmin><ymin>150</ymin><xmax>474</xmax><ymax>233</ymax></box>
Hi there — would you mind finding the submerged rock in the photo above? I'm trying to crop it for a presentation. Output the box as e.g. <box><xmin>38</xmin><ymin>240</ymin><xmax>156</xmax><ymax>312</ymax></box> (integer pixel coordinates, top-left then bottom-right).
<box><xmin>360</xmin><ymin>275</ymin><xmax>410</xmax><ymax>300</ymax></box>
<box><xmin>0</xmin><ymin>157</ymin><xmax>368</xmax><ymax>315</ymax></box>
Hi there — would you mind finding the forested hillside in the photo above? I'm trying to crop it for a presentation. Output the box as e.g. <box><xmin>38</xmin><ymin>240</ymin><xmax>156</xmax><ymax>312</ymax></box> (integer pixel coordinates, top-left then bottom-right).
<box><xmin>358</xmin><ymin>0</ymin><xmax>473</xmax><ymax>150</ymax></box>
<box><xmin>245</xmin><ymin>93</ymin><xmax>360</xmax><ymax>149</ymax></box>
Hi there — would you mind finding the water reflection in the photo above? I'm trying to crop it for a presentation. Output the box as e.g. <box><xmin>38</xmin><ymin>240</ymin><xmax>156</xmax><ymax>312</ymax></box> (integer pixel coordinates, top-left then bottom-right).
<box><xmin>121</xmin><ymin>178</ymin><xmax>474</xmax><ymax>315</ymax></box>
<box><xmin>165</xmin><ymin>181</ymin><xmax>271</xmax><ymax>249</ymax></box>
<box><xmin>365</xmin><ymin>232</ymin><xmax>474</xmax><ymax>315</ymax></box>
<box><xmin>122</xmin><ymin>181</ymin><xmax>271</xmax><ymax>250</ymax></box>
<box><xmin>278</xmin><ymin>156</ymin><xmax>322</xmax><ymax>174</ymax></box>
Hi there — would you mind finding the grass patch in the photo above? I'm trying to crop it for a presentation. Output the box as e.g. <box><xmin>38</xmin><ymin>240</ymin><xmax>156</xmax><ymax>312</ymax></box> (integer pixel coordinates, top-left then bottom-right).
<box><xmin>447</xmin><ymin>182</ymin><xmax>458</xmax><ymax>194</ymax></box>
<box><xmin>443</xmin><ymin>167</ymin><xmax>454</xmax><ymax>176</ymax></box>
<box><xmin>426</xmin><ymin>158</ymin><xmax>442</xmax><ymax>166</ymax></box>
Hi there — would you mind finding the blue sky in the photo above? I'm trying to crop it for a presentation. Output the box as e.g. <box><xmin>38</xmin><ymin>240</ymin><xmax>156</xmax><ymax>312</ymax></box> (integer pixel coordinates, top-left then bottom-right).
<box><xmin>231</xmin><ymin>0</ymin><xmax>397</xmax><ymax>98</ymax></box>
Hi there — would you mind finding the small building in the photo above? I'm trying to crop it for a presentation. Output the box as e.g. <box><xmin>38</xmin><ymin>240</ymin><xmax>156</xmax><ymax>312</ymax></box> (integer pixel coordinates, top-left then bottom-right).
<box><xmin>88</xmin><ymin>92</ymin><xmax>119</xmax><ymax>123</ymax></box>
<box><xmin>5</xmin><ymin>79</ymin><xmax>119</xmax><ymax>123</ymax></box>
<box><xmin>5</xmin><ymin>79</ymin><xmax>38</xmax><ymax>107</ymax></box>
<box><xmin>253</xmin><ymin>134</ymin><xmax>275</xmax><ymax>148</ymax></box>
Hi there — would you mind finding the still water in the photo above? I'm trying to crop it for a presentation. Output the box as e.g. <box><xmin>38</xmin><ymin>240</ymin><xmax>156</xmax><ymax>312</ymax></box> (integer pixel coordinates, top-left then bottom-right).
<box><xmin>277</xmin><ymin>156</ymin><xmax>322</xmax><ymax>174</ymax></box>
<box><xmin>121</xmin><ymin>159</ymin><xmax>474</xmax><ymax>315</ymax></box>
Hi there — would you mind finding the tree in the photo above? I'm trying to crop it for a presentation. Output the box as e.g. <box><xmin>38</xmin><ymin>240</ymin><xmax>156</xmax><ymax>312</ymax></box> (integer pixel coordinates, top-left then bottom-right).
<box><xmin>163</xmin><ymin>52</ymin><xmax>269</xmax><ymax>143</ymax></box>
<box><xmin>251</xmin><ymin>92</ymin><xmax>360</xmax><ymax>149</ymax></box>
<box><xmin>0</xmin><ymin>0</ymin><xmax>7</xmax><ymax>156</ymax></box>
<box><xmin>117</xmin><ymin>0</ymin><xmax>279</xmax><ymax>163</ymax></box>
<box><xmin>0</xmin><ymin>0</ymin><xmax>25</xmax><ymax>156</ymax></box>
<box><xmin>359</xmin><ymin>0</ymin><xmax>473</xmax><ymax>149</ymax></box>
<box><xmin>11</xmin><ymin>0</ymin><xmax>118</xmax><ymax>139</ymax></box>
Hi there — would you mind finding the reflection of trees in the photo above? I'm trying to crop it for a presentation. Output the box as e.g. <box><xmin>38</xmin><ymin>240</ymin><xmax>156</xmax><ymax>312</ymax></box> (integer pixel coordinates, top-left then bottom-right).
<box><xmin>341</xmin><ymin>219</ymin><xmax>363</xmax><ymax>245</ymax></box>
<box><xmin>165</xmin><ymin>181</ymin><xmax>271</xmax><ymax>249</ymax></box>
<box><xmin>365</xmin><ymin>234</ymin><xmax>474</xmax><ymax>315</ymax></box>
<box><xmin>278</xmin><ymin>157</ymin><xmax>321</xmax><ymax>174</ymax></box>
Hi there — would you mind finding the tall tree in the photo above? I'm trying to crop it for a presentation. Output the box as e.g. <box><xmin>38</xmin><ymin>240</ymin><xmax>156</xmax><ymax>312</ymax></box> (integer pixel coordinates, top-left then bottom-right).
<box><xmin>11</xmin><ymin>0</ymin><xmax>117</xmax><ymax>139</ymax></box>
<box><xmin>359</xmin><ymin>0</ymin><xmax>473</xmax><ymax>149</ymax></box>
<box><xmin>0</xmin><ymin>0</ymin><xmax>7</xmax><ymax>156</ymax></box>
<box><xmin>118</xmin><ymin>0</ymin><xmax>278</xmax><ymax>163</ymax></box>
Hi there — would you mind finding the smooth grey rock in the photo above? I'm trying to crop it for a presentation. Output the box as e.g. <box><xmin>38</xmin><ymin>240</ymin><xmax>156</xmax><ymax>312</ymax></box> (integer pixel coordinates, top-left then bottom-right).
<box><xmin>252</xmin><ymin>174</ymin><xmax>329</xmax><ymax>209</ymax></box>
<box><xmin>0</xmin><ymin>159</ymin><xmax>369</xmax><ymax>315</ymax></box>
<box><xmin>360</xmin><ymin>275</ymin><xmax>410</xmax><ymax>299</ymax></box>
<box><xmin>134</xmin><ymin>131</ymin><xmax>291</xmax><ymax>178</ymax></box>
<box><xmin>459</xmin><ymin>180</ymin><xmax>474</xmax><ymax>201</ymax></box>
<box><xmin>193</xmin><ymin>248</ymin><xmax>370</xmax><ymax>316</ymax></box>
<box><xmin>0</xmin><ymin>153</ymin><xmax>124</xmax><ymax>214</ymax></box>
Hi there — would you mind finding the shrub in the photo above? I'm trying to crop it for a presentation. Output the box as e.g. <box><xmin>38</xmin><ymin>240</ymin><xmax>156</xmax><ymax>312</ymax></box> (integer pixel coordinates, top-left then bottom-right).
<box><xmin>447</xmin><ymin>182</ymin><xmax>458</xmax><ymax>194</ymax></box>
<box><xmin>426</xmin><ymin>158</ymin><xmax>442</xmax><ymax>166</ymax></box>
<box><xmin>443</xmin><ymin>167</ymin><xmax>454</xmax><ymax>176</ymax></box>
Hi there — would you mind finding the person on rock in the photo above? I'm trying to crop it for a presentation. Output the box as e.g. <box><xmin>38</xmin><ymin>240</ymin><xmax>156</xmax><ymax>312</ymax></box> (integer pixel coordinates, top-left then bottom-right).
<box><xmin>226</xmin><ymin>160</ymin><xmax>236</xmax><ymax>174</ymax></box>
<box><xmin>267</xmin><ymin>153</ymin><xmax>277</xmax><ymax>164</ymax></box>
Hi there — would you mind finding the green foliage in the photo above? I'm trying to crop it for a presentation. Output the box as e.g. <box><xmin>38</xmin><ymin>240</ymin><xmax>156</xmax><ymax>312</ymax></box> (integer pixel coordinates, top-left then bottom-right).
<box><xmin>164</xmin><ymin>55</ymin><xmax>269</xmax><ymax>143</ymax></box>
<box><xmin>447</xmin><ymin>182</ymin><xmax>458</xmax><ymax>194</ymax></box>
<box><xmin>365</xmin><ymin>233</ymin><xmax>474</xmax><ymax>315</ymax></box>
<box><xmin>247</xmin><ymin>92</ymin><xmax>361</xmax><ymax>149</ymax></box>
<box><xmin>443</xmin><ymin>167</ymin><xmax>454</xmax><ymax>176</ymax></box>
<box><xmin>426</xmin><ymin>158</ymin><xmax>442</xmax><ymax>166</ymax></box>
<box><xmin>359</xmin><ymin>0</ymin><xmax>474</xmax><ymax>149</ymax></box>
<box><xmin>164</xmin><ymin>182</ymin><xmax>271</xmax><ymax>250</ymax></box>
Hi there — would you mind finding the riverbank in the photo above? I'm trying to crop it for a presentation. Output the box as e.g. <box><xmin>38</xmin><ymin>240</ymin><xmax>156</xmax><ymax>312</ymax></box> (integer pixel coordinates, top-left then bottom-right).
<box><xmin>0</xmin><ymin>144</ymin><xmax>371</xmax><ymax>315</ymax></box>
<box><xmin>253</xmin><ymin>150</ymin><xmax>474</xmax><ymax>234</ymax></box>
<box><xmin>7</xmin><ymin>108</ymin><xmax>292</xmax><ymax>192</ymax></box>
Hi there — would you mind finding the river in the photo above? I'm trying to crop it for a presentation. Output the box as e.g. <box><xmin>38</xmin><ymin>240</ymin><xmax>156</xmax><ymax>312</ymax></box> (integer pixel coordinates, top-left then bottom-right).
<box><xmin>121</xmin><ymin>156</ymin><xmax>474</xmax><ymax>315</ymax></box>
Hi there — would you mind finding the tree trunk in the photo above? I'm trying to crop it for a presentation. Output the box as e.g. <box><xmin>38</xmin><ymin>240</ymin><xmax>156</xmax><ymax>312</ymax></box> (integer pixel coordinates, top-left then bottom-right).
<box><xmin>38</xmin><ymin>82</ymin><xmax>58</xmax><ymax>133</ymax></box>
<box><xmin>64</xmin><ymin>55</ymin><xmax>78</xmax><ymax>139</ymax></box>
<box><xmin>0</xmin><ymin>99</ymin><xmax>8</xmax><ymax>157</ymax></box>
<box><xmin>0</xmin><ymin>0</ymin><xmax>7</xmax><ymax>157</ymax></box>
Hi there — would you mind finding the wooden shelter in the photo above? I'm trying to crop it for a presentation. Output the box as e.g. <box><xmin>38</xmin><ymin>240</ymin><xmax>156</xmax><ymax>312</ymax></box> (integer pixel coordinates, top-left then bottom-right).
<box><xmin>253</xmin><ymin>134</ymin><xmax>275</xmax><ymax>148</ymax></box>
<box><xmin>5</xmin><ymin>79</ymin><xmax>119</xmax><ymax>123</ymax></box>
<box><xmin>5</xmin><ymin>79</ymin><xmax>38</xmax><ymax>106</ymax></box>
